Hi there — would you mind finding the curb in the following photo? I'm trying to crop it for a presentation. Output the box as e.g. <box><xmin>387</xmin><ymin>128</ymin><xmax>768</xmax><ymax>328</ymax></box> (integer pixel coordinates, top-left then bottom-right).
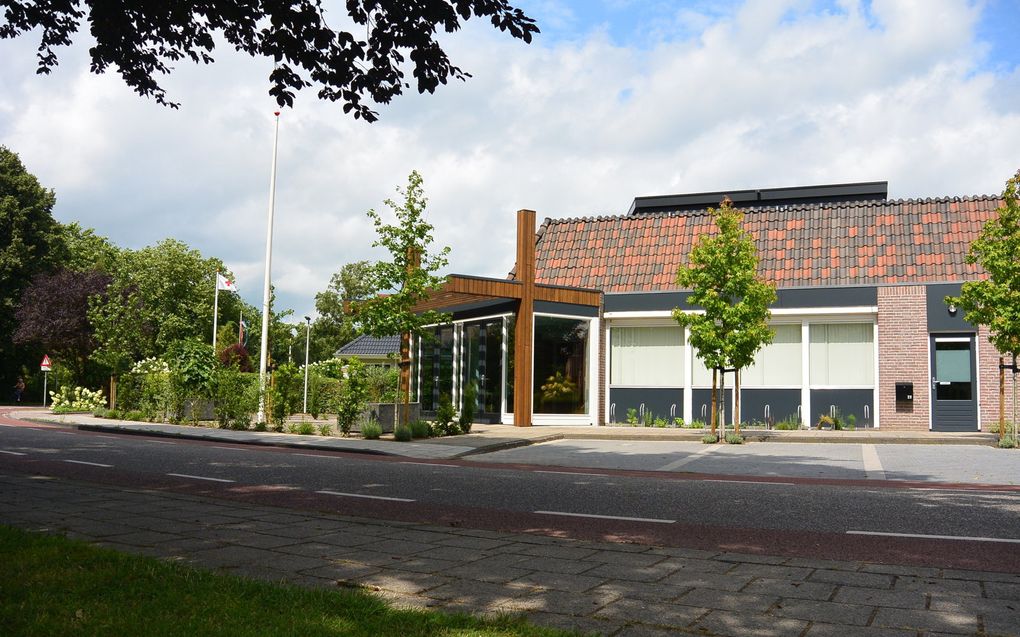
<box><xmin>453</xmin><ymin>434</ymin><xmax>563</xmax><ymax>458</ymax></box>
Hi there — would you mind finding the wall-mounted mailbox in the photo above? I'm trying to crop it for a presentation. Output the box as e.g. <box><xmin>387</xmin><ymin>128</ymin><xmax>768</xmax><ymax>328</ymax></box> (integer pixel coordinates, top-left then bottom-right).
<box><xmin>895</xmin><ymin>382</ymin><xmax>913</xmax><ymax>401</ymax></box>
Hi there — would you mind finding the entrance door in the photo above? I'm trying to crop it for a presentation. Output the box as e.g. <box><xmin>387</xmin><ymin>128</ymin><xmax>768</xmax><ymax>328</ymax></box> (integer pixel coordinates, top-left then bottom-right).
<box><xmin>461</xmin><ymin>319</ymin><xmax>503</xmax><ymax>422</ymax></box>
<box><xmin>930</xmin><ymin>335</ymin><xmax>978</xmax><ymax>431</ymax></box>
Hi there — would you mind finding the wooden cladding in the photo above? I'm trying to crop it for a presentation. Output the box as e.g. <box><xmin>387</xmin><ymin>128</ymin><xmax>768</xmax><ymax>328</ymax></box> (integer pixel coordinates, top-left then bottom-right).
<box><xmin>412</xmin><ymin>276</ymin><xmax>600</xmax><ymax>313</ymax></box>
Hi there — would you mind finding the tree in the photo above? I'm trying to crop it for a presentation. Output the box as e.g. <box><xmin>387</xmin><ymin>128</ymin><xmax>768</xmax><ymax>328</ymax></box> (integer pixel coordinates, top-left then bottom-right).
<box><xmin>14</xmin><ymin>269</ymin><xmax>111</xmax><ymax>387</ymax></box>
<box><xmin>0</xmin><ymin>145</ymin><xmax>63</xmax><ymax>390</ymax></box>
<box><xmin>357</xmin><ymin>170</ymin><xmax>450</xmax><ymax>424</ymax></box>
<box><xmin>948</xmin><ymin>171</ymin><xmax>1020</xmax><ymax>441</ymax></box>
<box><xmin>672</xmin><ymin>198</ymin><xmax>777</xmax><ymax>438</ymax></box>
<box><xmin>313</xmin><ymin>260</ymin><xmax>379</xmax><ymax>360</ymax></box>
<box><xmin>58</xmin><ymin>223</ymin><xmax>120</xmax><ymax>273</ymax></box>
<box><xmin>1</xmin><ymin>1</ymin><xmax>538</xmax><ymax>121</ymax></box>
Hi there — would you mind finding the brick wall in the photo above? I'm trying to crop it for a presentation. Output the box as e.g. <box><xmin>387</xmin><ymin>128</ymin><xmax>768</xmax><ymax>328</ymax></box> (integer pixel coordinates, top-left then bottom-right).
<box><xmin>978</xmin><ymin>326</ymin><xmax>1019</xmax><ymax>433</ymax></box>
<box><xmin>597</xmin><ymin>318</ymin><xmax>607</xmax><ymax>426</ymax></box>
<box><xmin>877</xmin><ymin>286</ymin><xmax>929</xmax><ymax>430</ymax></box>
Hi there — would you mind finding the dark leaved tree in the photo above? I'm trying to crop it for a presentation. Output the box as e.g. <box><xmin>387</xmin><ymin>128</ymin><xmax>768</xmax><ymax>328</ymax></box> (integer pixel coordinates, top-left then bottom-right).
<box><xmin>0</xmin><ymin>1</ymin><xmax>539</xmax><ymax>121</ymax></box>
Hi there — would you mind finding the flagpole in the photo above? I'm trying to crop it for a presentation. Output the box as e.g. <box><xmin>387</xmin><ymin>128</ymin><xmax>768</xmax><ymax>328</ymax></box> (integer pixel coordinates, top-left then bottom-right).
<box><xmin>257</xmin><ymin>111</ymin><xmax>281</xmax><ymax>425</ymax></box>
<box><xmin>212</xmin><ymin>270</ymin><xmax>220</xmax><ymax>353</ymax></box>
<box><xmin>238</xmin><ymin>310</ymin><xmax>243</xmax><ymax>345</ymax></box>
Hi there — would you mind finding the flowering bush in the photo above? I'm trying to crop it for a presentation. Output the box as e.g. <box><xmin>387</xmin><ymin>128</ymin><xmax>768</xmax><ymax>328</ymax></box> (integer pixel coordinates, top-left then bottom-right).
<box><xmin>131</xmin><ymin>357</ymin><xmax>170</xmax><ymax>374</ymax></box>
<box><xmin>50</xmin><ymin>386</ymin><xmax>106</xmax><ymax>412</ymax></box>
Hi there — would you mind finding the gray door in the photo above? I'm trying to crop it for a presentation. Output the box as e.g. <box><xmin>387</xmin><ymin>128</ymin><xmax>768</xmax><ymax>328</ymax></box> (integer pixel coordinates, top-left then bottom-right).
<box><xmin>930</xmin><ymin>335</ymin><xmax>978</xmax><ymax>432</ymax></box>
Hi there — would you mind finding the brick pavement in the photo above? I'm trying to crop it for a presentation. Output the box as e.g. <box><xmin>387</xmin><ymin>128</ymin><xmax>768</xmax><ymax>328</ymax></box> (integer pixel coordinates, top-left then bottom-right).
<box><xmin>2</xmin><ymin>471</ymin><xmax>1018</xmax><ymax>636</ymax></box>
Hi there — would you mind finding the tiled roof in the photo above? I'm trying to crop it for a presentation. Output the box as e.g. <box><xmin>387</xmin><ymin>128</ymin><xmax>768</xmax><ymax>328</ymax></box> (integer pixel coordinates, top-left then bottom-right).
<box><xmin>526</xmin><ymin>196</ymin><xmax>1003</xmax><ymax>292</ymax></box>
<box><xmin>335</xmin><ymin>334</ymin><xmax>399</xmax><ymax>358</ymax></box>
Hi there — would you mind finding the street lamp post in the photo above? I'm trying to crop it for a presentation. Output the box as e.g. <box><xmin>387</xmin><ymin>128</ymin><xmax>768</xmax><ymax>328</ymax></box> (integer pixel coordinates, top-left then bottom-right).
<box><xmin>303</xmin><ymin>316</ymin><xmax>311</xmax><ymax>414</ymax></box>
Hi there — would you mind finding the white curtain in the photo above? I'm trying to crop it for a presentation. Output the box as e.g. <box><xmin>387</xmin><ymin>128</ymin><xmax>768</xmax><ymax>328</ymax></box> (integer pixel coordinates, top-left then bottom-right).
<box><xmin>741</xmin><ymin>324</ymin><xmax>803</xmax><ymax>387</ymax></box>
<box><xmin>610</xmin><ymin>326</ymin><xmax>683</xmax><ymax>386</ymax></box>
<box><xmin>809</xmin><ymin>323</ymin><xmax>874</xmax><ymax>386</ymax></box>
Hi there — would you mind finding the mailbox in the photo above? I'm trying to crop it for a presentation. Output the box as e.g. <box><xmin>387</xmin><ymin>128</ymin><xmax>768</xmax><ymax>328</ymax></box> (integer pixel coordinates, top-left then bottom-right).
<box><xmin>895</xmin><ymin>382</ymin><xmax>913</xmax><ymax>401</ymax></box>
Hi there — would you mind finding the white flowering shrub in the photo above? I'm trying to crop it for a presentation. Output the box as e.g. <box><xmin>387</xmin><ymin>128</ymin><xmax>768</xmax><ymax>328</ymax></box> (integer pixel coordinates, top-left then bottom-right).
<box><xmin>50</xmin><ymin>386</ymin><xmax>106</xmax><ymax>412</ymax></box>
<box><xmin>131</xmin><ymin>357</ymin><xmax>170</xmax><ymax>374</ymax></box>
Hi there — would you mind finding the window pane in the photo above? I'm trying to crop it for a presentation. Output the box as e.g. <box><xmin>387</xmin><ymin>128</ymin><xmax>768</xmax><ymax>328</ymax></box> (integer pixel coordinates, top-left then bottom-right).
<box><xmin>610</xmin><ymin>326</ymin><xmax>683</xmax><ymax>386</ymax></box>
<box><xmin>935</xmin><ymin>342</ymin><xmax>971</xmax><ymax>382</ymax></box>
<box><xmin>534</xmin><ymin>316</ymin><xmax>589</xmax><ymax>414</ymax></box>
<box><xmin>809</xmin><ymin>323</ymin><xmax>874</xmax><ymax>386</ymax></box>
<box><xmin>742</xmin><ymin>324</ymin><xmax>802</xmax><ymax>387</ymax></box>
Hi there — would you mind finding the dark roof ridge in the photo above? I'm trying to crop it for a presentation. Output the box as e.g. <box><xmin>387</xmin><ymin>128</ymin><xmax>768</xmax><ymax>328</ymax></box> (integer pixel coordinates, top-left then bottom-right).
<box><xmin>543</xmin><ymin>193</ymin><xmax>1003</xmax><ymax>225</ymax></box>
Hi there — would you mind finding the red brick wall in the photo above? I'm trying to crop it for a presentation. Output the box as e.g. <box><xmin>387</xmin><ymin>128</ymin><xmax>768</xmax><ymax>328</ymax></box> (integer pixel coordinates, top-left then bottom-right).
<box><xmin>878</xmin><ymin>286</ymin><xmax>930</xmax><ymax>430</ymax></box>
<box><xmin>597</xmin><ymin>318</ymin><xmax>607</xmax><ymax>426</ymax></box>
<box><xmin>978</xmin><ymin>326</ymin><xmax>1018</xmax><ymax>433</ymax></box>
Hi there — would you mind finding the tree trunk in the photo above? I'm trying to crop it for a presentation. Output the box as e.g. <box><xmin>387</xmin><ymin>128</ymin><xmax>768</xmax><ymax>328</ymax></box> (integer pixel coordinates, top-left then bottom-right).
<box><xmin>1000</xmin><ymin>357</ymin><xmax>1006</xmax><ymax>441</ymax></box>
<box><xmin>734</xmin><ymin>369</ymin><xmax>741</xmax><ymax>436</ymax></box>
<box><xmin>710</xmin><ymin>368</ymin><xmax>718</xmax><ymax>436</ymax></box>
<box><xmin>719</xmin><ymin>367</ymin><xmax>726</xmax><ymax>440</ymax></box>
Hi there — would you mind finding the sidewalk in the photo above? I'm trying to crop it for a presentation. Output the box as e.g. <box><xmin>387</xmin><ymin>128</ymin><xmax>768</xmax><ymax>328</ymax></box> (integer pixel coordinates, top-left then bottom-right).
<box><xmin>2</xmin><ymin>470</ymin><xmax>1018</xmax><ymax>636</ymax></box>
<box><xmin>16</xmin><ymin>409</ymin><xmax>1000</xmax><ymax>463</ymax></box>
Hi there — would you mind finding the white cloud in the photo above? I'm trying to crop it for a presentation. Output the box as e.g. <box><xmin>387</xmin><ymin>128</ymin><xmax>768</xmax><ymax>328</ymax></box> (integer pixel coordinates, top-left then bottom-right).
<box><xmin>1</xmin><ymin>0</ymin><xmax>1017</xmax><ymax>320</ymax></box>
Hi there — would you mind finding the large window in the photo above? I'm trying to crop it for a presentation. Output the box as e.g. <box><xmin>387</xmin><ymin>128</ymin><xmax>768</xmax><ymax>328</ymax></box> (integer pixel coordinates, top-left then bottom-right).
<box><xmin>741</xmin><ymin>324</ymin><xmax>802</xmax><ymax>387</ymax></box>
<box><xmin>610</xmin><ymin>326</ymin><xmax>683</xmax><ymax>386</ymax></box>
<box><xmin>809</xmin><ymin>323</ymin><xmax>874</xmax><ymax>386</ymax></box>
<box><xmin>534</xmin><ymin>316</ymin><xmax>589</xmax><ymax>414</ymax></box>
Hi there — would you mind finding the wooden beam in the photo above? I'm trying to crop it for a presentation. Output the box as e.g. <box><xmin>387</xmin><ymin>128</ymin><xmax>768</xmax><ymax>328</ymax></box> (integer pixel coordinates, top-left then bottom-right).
<box><xmin>514</xmin><ymin>209</ymin><xmax>536</xmax><ymax>427</ymax></box>
<box><xmin>533</xmin><ymin>284</ymin><xmax>601</xmax><ymax>307</ymax></box>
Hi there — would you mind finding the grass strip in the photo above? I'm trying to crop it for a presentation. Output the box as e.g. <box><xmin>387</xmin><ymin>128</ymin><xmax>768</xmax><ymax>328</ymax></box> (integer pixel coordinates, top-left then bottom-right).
<box><xmin>0</xmin><ymin>525</ymin><xmax>577</xmax><ymax>637</ymax></box>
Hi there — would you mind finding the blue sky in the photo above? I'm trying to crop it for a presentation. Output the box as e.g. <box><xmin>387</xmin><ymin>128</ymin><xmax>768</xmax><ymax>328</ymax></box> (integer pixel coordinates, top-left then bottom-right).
<box><xmin>1</xmin><ymin>0</ymin><xmax>1018</xmax><ymax>321</ymax></box>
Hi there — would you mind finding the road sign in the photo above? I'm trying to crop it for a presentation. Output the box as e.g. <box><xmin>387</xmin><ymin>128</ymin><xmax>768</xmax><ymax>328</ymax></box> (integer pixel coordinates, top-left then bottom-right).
<box><xmin>40</xmin><ymin>355</ymin><xmax>51</xmax><ymax>372</ymax></box>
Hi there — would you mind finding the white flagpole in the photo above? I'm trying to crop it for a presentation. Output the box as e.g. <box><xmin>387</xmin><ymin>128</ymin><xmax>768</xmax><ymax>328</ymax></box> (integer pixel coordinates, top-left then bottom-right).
<box><xmin>257</xmin><ymin>111</ymin><xmax>281</xmax><ymax>424</ymax></box>
<box><xmin>238</xmin><ymin>310</ymin><xmax>243</xmax><ymax>345</ymax></box>
<box><xmin>212</xmin><ymin>271</ymin><xmax>220</xmax><ymax>353</ymax></box>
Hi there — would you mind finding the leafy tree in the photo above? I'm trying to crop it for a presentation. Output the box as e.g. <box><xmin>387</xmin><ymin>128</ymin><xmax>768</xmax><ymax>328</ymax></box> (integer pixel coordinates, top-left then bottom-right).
<box><xmin>948</xmin><ymin>171</ymin><xmax>1020</xmax><ymax>440</ymax></box>
<box><xmin>313</xmin><ymin>260</ymin><xmax>378</xmax><ymax>360</ymax></box>
<box><xmin>88</xmin><ymin>239</ymin><xmax>250</xmax><ymax>373</ymax></box>
<box><xmin>357</xmin><ymin>171</ymin><xmax>451</xmax><ymax>425</ymax></box>
<box><xmin>14</xmin><ymin>269</ymin><xmax>110</xmax><ymax>387</ymax></box>
<box><xmin>336</xmin><ymin>357</ymin><xmax>369</xmax><ymax>437</ymax></box>
<box><xmin>0</xmin><ymin>145</ymin><xmax>63</xmax><ymax>390</ymax></box>
<box><xmin>58</xmin><ymin>223</ymin><xmax>120</xmax><ymax>273</ymax></box>
<box><xmin>0</xmin><ymin>1</ymin><xmax>538</xmax><ymax>120</ymax></box>
<box><xmin>672</xmin><ymin>198</ymin><xmax>776</xmax><ymax>437</ymax></box>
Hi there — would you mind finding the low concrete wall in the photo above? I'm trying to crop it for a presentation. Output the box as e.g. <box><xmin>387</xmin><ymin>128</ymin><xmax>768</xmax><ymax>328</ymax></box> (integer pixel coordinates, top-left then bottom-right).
<box><xmin>351</xmin><ymin>403</ymin><xmax>421</xmax><ymax>434</ymax></box>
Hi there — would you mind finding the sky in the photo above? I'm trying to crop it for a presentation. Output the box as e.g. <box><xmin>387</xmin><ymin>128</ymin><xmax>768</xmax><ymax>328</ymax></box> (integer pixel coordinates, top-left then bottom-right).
<box><xmin>1</xmin><ymin>0</ymin><xmax>1018</xmax><ymax>321</ymax></box>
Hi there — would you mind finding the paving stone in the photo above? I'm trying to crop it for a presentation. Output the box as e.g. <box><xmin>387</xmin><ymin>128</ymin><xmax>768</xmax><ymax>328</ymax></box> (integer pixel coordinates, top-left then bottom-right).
<box><xmin>583</xmin><ymin>550</ymin><xmax>664</xmax><ymax>567</ymax></box>
<box><xmin>272</xmin><ymin>541</ymin><xmax>351</xmax><ymax>558</ymax></box>
<box><xmin>692</xmin><ymin>610</ymin><xmax>807</xmax><ymax>637</ymax></box>
<box><xmin>526</xmin><ymin>611</ymin><xmax>623</xmax><ymax>636</ymax></box>
<box><xmin>614</xmin><ymin>624</ymin><xmax>684</xmax><ymax>636</ymax></box>
<box><xmin>662</xmin><ymin>570</ymin><xmax>755</xmax><ymax>592</ymax></box>
<box><xmin>584</xmin><ymin>541</ymin><xmax>655</xmax><ymax>553</ymax></box>
<box><xmin>727</xmin><ymin>563</ymin><xmax>814</xmax><ymax>581</ymax></box>
<box><xmin>442</xmin><ymin>563</ymin><xmax>533</xmax><ymax>584</ymax></box>
<box><xmin>986</xmin><ymin>581</ymin><xmax>1020</xmax><ymax>601</ymax></box>
<box><xmin>513</xmin><ymin>556</ymin><xmax>601</xmax><ymax>575</ymax></box>
<box><xmin>771</xmin><ymin>598</ymin><xmax>874</xmax><ymax>626</ymax></box>
<box><xmin>583</xmin><ymin>561</ymin><xmax>680</xmax><ymax>583</ymax></box>
<box><xmin>512</xmin><ymin>571</ymin><xmax>608</xmax><ymax>593</ymax></box>
<box><xmin>300</xmin><ymin>561</ymin><xmax>381</xmax><ymax>582</ymax></box>
<box><xmin>872</xmin><ymin>607</ymin><xmax>979</xmax><ymax>633</ymax></box>
<box><xmin>371</xmin><ymin>590</ymin><xmax>446</xmax><ymax>610</ymax></box>
<box><xmin>742</xmin><ymin>578</ymin><xmax>836</xmax><ymax>601</ymax></box>
<box><xmin>808</xmin><ymin>569</ymin><xmax>894</xmax><ymax>589</ymax></box>
<box><xmin>893</xmin><ymin>576</ymin><xmax>982</xmax><ymax>597</ymax></box>
<box><xmin>715</xmin><ymin>552</ymin><xmax>791</xmax><ymax>565</ymax></box>
<box><xmin>860</xmin><ymin>563</ymin><xmax>941</xmax><ymax>578</ymax></box>
<box><xmin>981</xmin><ymin>609</ymin><xmax>1020</xmax><ymax>637</ymax></box>
<box><xmin>387</xmin><ymin>556</ymin><xmax>462</xmax><ymax>574</ymax></box>
<box><xmin>833</xmin><ymin>586</ymin><xmax>927</xmax><ymax>610</ymax></box>
<box><xmin>424</xmin><ymin>579</ymin><xmax>534</xmax><ymax>602</ymax></box>
<box><xmin>260</xmin><ymin>553</ymin><xmax>330</xmax><ymax>574</ymax></box>
<box><xmin>657</xmin><ymin>556</ymin><xmax>734</xmax><ymax>574</ymax></box>
<box><xmin>804</xmin><ymin>622</ymin><xmax>916</xmax><ymax>637</ymax></box>
<box><xmin>647</xmin><ymin>546</ymin><xmax>720</xmax><ymax>560</ymax></box>
<box><xmin>515</xmin><ymin>544</ymin><xmax>600</xmax><ymax>560</ymax></box>
<box><xmin>353</xmin><ymin>571</ymin><xmax>452</xmax><ymax>595</ymax></box>
<box><xmin>233</xmin><ymin>533</ymin><xmax>312</xmax><ymax>550</ymax></box>
<box><xmin>677</xmin><ymin>588</ymin><xmax>778</xmax><ymax>613</ymax></box>
<box><xmin>377</xmin><ymin>528</ymin><xmax>454</xmax><ymax>544</ymax></box>
<box><xmin>186</xmin><ymin>545</ymin><xmax>277</xmax><ymax>568</ymax></box>
<box><xmin>942</xmin><ymin>569</ymin><xmax>1020</xmax><ymax>584</ymax></box>
<box><xmin>221</xmin><ymin>563</ymin><xmax>294</xmax><ymax>582</ymax></box>
<box><xmin>434</xmin><ymin>535</ymin><xmax>512</xmax><ymax>550</ymax></box>
<box><xmin>314</xmin><ymin>531</ymin><xmax>399</xmax><ymax>549</ymax></box>
<box><xmin>594</xmin><ymin>597</ymin><xmax>707</xmax><ymax>628</ymax></box>
<box><xmin>785</xmin><ymin>557</ymin><xmax>864</xmax><ymax>571</ymax></box>
<box><xmin>417</xmin><ymin>545</ymin><xmax>492</xmax><ymax>563</ymax></box>
<box><xmin>589</xmin><ymin>580</ymin><xmax>691</xmax><ymax>603</ymax></box>
<box><xmin>514</xmin><ymin>589</ymin><xmax>620</xmax><ymax>616</ymax></box>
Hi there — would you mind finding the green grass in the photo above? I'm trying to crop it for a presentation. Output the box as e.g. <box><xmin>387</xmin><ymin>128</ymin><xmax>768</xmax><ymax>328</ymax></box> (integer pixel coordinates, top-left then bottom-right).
<box><xmin>0</xmin><ymin>526</ymin><xmax>576</xmax><ymax>637</ymax></box>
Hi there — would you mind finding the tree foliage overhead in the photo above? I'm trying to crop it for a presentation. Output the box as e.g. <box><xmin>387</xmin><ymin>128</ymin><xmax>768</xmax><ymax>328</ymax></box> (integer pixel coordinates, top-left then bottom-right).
<box><xmin>0</xmin><ymin>0</ymin><xmax>539</xmax><ymax>121</ymax></box>
<box><xmin>949</xmin><ymin>171</ymin><xmax>1020</xmax><ymax>359</ymax></box>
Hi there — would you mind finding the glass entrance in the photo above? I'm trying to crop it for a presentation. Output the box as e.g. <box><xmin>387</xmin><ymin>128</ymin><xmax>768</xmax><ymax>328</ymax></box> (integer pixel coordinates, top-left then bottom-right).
<box><xmin>460</xmin><ymin>319</ymin><xmax>503</xmax><ymax>421</ymax></box>
<box><xmin>930</xmin><ymin>335</ymin><xmax>978</xmax><ymax>431</ymax></box>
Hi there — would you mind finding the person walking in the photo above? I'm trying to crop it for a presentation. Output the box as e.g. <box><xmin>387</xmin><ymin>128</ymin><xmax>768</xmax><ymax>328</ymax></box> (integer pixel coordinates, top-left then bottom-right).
<box><xmin>13</xmin><ymin>377</ymin><xmax>26</xmax><ymax>403</ymax></box>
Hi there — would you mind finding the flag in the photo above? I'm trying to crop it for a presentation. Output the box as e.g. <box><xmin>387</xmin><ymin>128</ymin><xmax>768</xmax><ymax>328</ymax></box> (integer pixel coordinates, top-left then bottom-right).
<box><xmin>217</xmin><ymin>273</ymin><xmax>238</xmax><ymax>292</ymax></box>
<box><xmin>239</xmin><ymin>318</ymin><xmax>249</xmax><ymax>347</ymax></box>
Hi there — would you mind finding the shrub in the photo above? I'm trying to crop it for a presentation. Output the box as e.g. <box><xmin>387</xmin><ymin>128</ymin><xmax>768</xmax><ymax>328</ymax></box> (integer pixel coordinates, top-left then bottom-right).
<box><xmin>50</xmin><ymin>386</ymin><xmax>106</xmax><ymax>412</ymax></box>
<box><xmin>361</xmin><ymin>419</ymin><xmax>383</xmax><ymax>440</ymax></box>
<box><xmin>211</xmin><ymin>367</ymin><xmax>258</xmax><ymax>430</ymax></box>
<box><xmin>218</xmin><ymin>343</ymin><xmax>253</xmax><ymax>372</ymax></box>
<box><xmin>687</xmin><ymin>419</ymin><xmax>707</xmax><ymax>429</ymax></box>
<box><xmin>998</xmin><ymin>436</ymin><xmax>1017</xmax><ymax>449</ymax></box>
<box><xmin>701</xmin><ymin>433</ymin><xmax>718</xmax><ymax>444</ymax></box>
<box><xmin>365</xmin><ymin>365</ymin><xmax>399</xmax><ymax>403</ymax></box>
<box><xmin>409</xmin><ymin>419</ymin><xmax>432</xmax><ymax>438</ymax></box>
<box><xmin>166</xmin><ymin>339</ymin><xmax>216</xmax><ymax>396</ymax></box>
<box><xmin>725</xmin><ymin>433</ymin><xmax>744</xmax><ymax>444</ymax></box>
<box><xmin>125</xmin><ymin>410</ymin><xmax>145</xmax><ymax>422</ymax></box>
<box><xmin>270</xmin><ymin>362</ymin><xmax>303</xmax><ymax>423</ymax></box>
<box><xmin>297</xmin><ymin>421</ymin><xmax>316</xmax><ymax>435</ymax></box>
<box><xmin>643</xmin><ymin>410</ymin><xmax>654</xmax><ymax>427</ymax></box>
<box><xmin>253</xmin><ymin>420</ymin><xmax>268</xmax><ymax>432</ymax></box>
<box><xmin>673</xmin><ymin>417</ymin><xmax>685</xmax><ymax>428</ymax></box>
<box><xmin>137</xmin><ymin>371</ymin><xmax>185</xmax><ymax>423</ymax></box>
<box><xmin>286</xmin><ymin>422</ymin><xmax>300</xmax><ymax>434</ymax></box>
<box><xmin>393</xmin><ymin>425</ymin><xmax>412</xmax><ymax>442</ymax></box>
<box><xmin>317</xmin><ymin>423</ymin><xmax>332</xmax><ymax>436</ymax></box>
<box><xmin>433</xmin><ymin>394</ymin><xmax>458</xmax><ymax>436</ymax></box>
<box><xmin>626</xmin><ymin>408</ymin><xmax>638</xmax><ymax>425</ymax></box>
<box><xmin>458</xmin><ymin>381</ymin><xmax>477</xmax><ymax>434</ymax></box>
<box><xmin>654</xmin><ymin>417</ymin><xmax>667</xmax><ymax>428</ymax></box>
<box><xmin>336</xmin><ymin>358</ymin><xmax>369</xmax><ymax>437</ymax></box>
<box><xmin>774</xmin><ymin>417</ymin><xmax>801</xmax><ymax>430</ymax></box>
<box><xmin>846</xmin><ymin>413</ymin><xmax>857</xmax><ymax>430</ymax></box>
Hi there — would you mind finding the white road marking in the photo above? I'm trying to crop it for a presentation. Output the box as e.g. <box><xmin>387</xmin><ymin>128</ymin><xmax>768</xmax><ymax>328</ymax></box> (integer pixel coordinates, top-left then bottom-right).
<box><xmin>535</xmin><ymin>510</ymin><xmax>675</xmax><ymax>524</ymax></box>
<box><xmin>211</xmin><ymin>446</ymin><xmax>246</xmax><ymax>451</ymax></box>
<box><xmin>848</xmin><ymin>530</ymin><xmax>1020</xmax><ymax>544</ymax></box>
<box><xmin>702</xmin><ymin>479</ymin><xmax>795</xmax><ymax>486</ymax></box>
<box><xmin>95</xmin><ymin>435</ymin><xmax>119</xmax><ymax>439</ymax></box>
<box><xmin>316</xmin><ymin>490</ymin><xmax>415</xmax><ymax>502</ymax></box>
<box><xmin>861</xmin><ymin>444</ymin><xmax>886</xmax><ymax>480</ymax></box>
<box><xmin>0</xmin><ymin>423</ymin><xmax>19</xmax><ymax>427</ymax></box>
<box><xmin>0</xmin><ymin>450</ymin><xmax>27</xmax><ymax>455</ymax></box>
<box><xmin>535</xmin><ymin>470</ymin><xmax>607</xmax><ymax>477</ymax></box>
<box><xmin>62</xmin><ymin>459</ymin><xmax>112</xmax><ymax>468</ymax></box>
<box><xmin>167</xmin><ymin>473</ymin><xmax>235</xmax><ymax>483</ymax></box>
<box><xmin>399</xmin><ymin>461</ymin><xmax>458</xmax><ymax>468</ymax></box>
<box><xmin>657</xmin><ymin>444</ymin><xmax>720</xmax><ymax>471</ymax></box>
<box><xmin>297</xmin><ymin>454</ymin><xmax>336</xmax><ymax>459</ymax></box>
<box><xmin>146</xmin><ymin>440</ymin><xmax>175</xmax><ymax>445</ymax></box>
